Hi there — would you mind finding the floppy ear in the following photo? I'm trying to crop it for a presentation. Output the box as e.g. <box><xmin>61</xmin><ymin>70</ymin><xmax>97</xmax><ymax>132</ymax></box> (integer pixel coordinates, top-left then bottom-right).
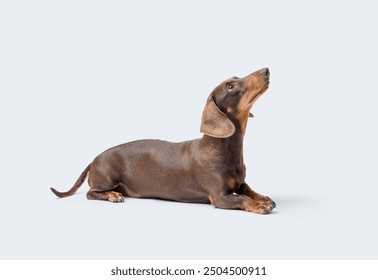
<box><xmin>200</xmin><ymin>98</ymin><xmax>235</xmax><ymax>138</ymax></box>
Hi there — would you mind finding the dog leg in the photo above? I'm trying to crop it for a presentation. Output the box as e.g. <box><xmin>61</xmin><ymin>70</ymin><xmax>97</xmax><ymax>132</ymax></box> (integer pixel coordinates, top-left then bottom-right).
<box><xmin>210</xmin><ymin>193</ymin><xmax>273</xmax><ymax>214</ymax></box>
<box><xmin>236</xmin><ymin>183</ymin><xmax>276</xmax><ymax>208</ymax></box>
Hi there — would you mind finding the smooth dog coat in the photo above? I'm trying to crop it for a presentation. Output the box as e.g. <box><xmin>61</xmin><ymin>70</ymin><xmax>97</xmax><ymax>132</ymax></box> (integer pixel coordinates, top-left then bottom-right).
<box><xmin>51</xmin><ymin>67</ymin><xmax>276</xmax><ymax>214</ymax></box>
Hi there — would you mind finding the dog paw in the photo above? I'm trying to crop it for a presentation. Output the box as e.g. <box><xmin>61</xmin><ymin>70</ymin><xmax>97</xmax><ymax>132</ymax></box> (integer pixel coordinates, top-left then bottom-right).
<box><xmin>266</xmin><ymin>197</ymin><xmax>276</xmax><ymax>208</ymax></box>
<box><xmin>245</xmin><ymin>201</ymin><xmax>274</xmax><ymax>214</ymax></box>
<box><xmin>107</xmin><ymin>192</ymin><xmax>124</xmax><ymax>203</ymax></box>
<box><xmin>258</xmin><ymin>196</ymin><xmax>276</xmax><ymax>209</ymax></box>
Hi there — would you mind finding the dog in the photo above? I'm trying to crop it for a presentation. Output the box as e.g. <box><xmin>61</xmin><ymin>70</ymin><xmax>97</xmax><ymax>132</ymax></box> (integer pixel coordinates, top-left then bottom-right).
<box><xmin>51</xmin><ymin>67</ymin><xmax>276</xmax><ymax>214</ymax></box>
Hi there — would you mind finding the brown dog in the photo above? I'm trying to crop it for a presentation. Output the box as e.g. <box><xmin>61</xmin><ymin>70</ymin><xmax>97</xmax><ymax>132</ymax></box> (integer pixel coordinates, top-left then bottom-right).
<box><xmin>51</xmin><ymin>67</ymin><xmax>275</xmax><ymax>214</ymax></box>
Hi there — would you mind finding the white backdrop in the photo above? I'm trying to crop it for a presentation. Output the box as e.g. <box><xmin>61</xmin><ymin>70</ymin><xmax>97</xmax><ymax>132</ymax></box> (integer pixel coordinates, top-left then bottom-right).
<box><xmin>1</xmin><ymin>0</ymin><xmax>377</xmax><ymax>259</ymax></box>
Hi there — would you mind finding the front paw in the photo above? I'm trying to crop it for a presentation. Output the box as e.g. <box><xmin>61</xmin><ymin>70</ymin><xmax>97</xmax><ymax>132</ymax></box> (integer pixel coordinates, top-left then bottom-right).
<box><xmin>245</xmin><ymin>200</ymin><xmax>274</xmax><ymax>214</ymax></box>
<box><xmin>260</xmin><ymin>196</ymin><xmax>276</xmax><ymax>209</ymax></box>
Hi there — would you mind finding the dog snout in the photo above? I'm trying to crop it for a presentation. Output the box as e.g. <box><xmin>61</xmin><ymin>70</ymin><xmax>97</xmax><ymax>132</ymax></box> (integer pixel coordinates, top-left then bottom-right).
<box><xmin>259</xmin><ymin>67</ymin><xmax>270</xmax><ymax>77</ymax></box>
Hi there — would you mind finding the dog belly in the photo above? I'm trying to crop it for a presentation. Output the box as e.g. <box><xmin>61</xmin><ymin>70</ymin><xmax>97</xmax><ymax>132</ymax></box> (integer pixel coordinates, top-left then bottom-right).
<box><xmin>121</xmin><ymin>175</ymin><xmax>210</xmax><ymax>203</ymax></box>
<box><xmin>111</xmin><ymin>139</ymin><xmax>210</xmax><ymax>203</ymax></box>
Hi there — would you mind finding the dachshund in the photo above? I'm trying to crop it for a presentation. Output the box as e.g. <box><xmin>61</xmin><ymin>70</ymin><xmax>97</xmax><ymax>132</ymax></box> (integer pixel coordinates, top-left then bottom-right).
<box><xmin>51</xmin><ymin>67</ymin><xmax>276</xmax><ymax>214</ymax></box>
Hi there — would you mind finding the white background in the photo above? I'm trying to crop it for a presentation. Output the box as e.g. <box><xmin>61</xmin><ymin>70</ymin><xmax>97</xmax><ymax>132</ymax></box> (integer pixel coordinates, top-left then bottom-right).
<box><xmin>1</xmin><ymin>0</ymin><xmax>377</xmax><ymax>259</ymax></box>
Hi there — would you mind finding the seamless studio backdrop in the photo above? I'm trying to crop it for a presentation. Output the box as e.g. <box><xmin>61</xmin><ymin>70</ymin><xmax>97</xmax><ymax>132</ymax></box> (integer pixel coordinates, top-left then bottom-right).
<box><xmin>0</xmin><ymin>0</ymin><xmax>377</xmax><ymax>259</ymax></box>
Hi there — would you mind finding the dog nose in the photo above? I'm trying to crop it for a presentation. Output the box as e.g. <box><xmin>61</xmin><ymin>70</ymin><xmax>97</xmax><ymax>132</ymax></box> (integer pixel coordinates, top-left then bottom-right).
<box><xmin>260</xmin><ymin>67</ymin><xmax>270</xmax><ymax>77</ymax></box>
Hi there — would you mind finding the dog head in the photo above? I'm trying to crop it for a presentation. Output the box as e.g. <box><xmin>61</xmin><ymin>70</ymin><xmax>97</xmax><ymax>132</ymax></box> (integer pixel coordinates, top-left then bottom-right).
<box><xmin>200</xmin><ymin>67</ymin><xmax>270</xmax><ymax>138</ymax></box>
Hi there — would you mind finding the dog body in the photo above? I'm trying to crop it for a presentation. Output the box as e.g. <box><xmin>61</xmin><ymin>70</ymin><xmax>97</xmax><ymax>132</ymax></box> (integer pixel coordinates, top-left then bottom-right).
<box><xmin>51</xmin><ymin>68</ymin><xmax>276</xmax><ymax>214</ymax></box>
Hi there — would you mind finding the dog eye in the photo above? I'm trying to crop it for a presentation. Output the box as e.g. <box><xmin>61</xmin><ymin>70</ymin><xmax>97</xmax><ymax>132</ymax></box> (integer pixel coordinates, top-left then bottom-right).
<box><xmin>227</xmin><ymin>83</ymin><xmax>236</xmax><ymax>91</ymax></box>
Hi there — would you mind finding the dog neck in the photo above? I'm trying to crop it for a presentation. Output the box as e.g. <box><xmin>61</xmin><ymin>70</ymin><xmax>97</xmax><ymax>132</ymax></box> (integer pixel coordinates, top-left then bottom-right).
<box><xmin>200</xmin><ymin>128</ymin><xmax>245</xmax><ymax>167</ymax></box>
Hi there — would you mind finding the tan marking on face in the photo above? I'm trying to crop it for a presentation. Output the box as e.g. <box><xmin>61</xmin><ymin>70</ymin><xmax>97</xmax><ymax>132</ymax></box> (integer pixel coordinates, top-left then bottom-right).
<box><xmin>227</xmin><ymin>107</ymin><xmax>233</xmax><ymax>113</ymax></box>
<box><xmin>236</xmin><ymin>72</ymin><xmax>269</xmax><ymax>135</ymax></box>
<box><xmin>237</xmin><ymin>88</ymin><xmax>257</xmax><ymax>135</ymax></box>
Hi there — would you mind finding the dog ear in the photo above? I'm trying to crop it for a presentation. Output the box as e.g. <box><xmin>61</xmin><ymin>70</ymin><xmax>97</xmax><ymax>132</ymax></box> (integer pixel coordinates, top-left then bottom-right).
<box><xmin>200</xmin><ymin>98</ymin><xmax>235</xmax><ymax>138</ymax></box>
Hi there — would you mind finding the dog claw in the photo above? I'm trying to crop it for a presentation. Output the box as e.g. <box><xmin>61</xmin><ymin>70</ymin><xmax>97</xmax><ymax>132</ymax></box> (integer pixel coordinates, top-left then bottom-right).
<box><xmin>271</xmin><ymin>200</ymin><xmax>276</xmax><ymax>208</ymax></box>
<box><xmin>263</xmin><ymin>204</ymin><xmax>273</xmax><ymax>214</ymax></box>
<box><xmin>265</xmin><ymin>196</ymin><xmax>276</xmax><ymax>208</ymax></box>
<box><xmin>263</xmin><ymin>209</ymin><xmax>272</xmax><ymax>214</ymax></box>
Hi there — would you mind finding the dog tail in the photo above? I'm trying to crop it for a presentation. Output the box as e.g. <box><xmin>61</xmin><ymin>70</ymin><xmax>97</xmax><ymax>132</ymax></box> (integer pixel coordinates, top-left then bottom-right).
<box><xmin>50</xmin><ymin>164</ymin><xmax>91</xmax><ymax>198</ymax></box>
